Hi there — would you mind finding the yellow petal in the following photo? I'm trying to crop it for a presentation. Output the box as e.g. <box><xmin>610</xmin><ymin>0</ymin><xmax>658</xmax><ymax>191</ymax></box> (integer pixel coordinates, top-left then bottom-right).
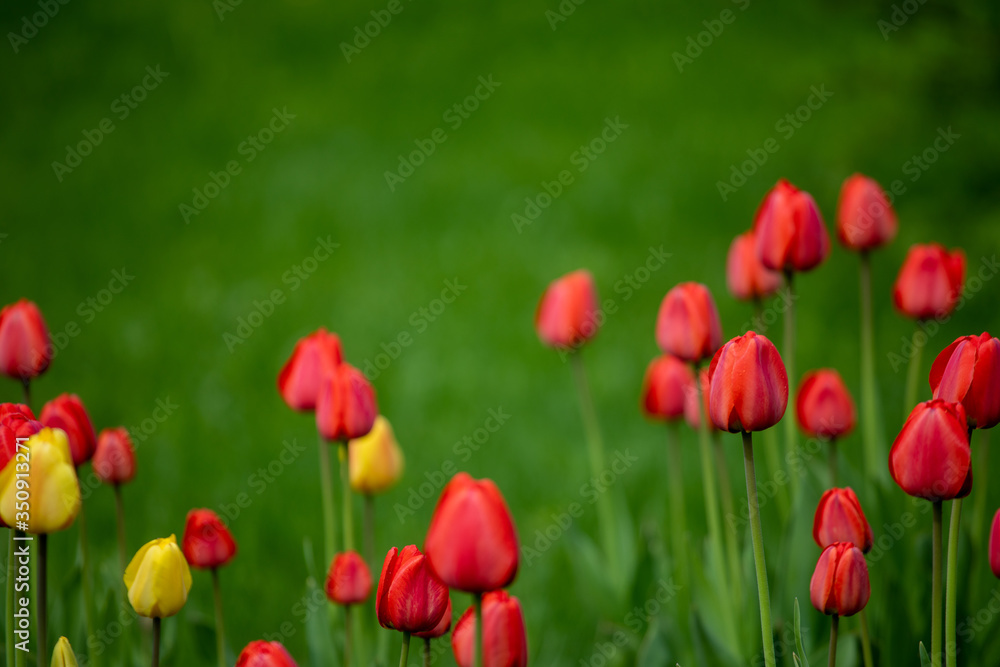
<box><xmin>51</xmin><ymin>636</ymin><xmax>79</xmax><ymax>667</ymax></box>
<box><xmin>125</xmin><ymin>535</ymin><xmax>192</xmax><ymax>618</ymax></box>
<box><xmin>349</xmin><ymin>416</ymin><xmax>404</xmax><ymax>495</ymax></box>
<box><xmin>0</xmin><ymin>429</ymin><xmax>80</xmax><ymax>533</ymax></box>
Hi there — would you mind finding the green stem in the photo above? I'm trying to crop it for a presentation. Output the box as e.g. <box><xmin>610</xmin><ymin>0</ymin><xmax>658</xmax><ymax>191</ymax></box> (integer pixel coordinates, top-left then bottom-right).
<box><xmin>665</xmin><ymin>424</ymin><xmax>689</xmax><ymax>588</ymax></box>
<box><xmin>318</xmin><ymin>435</ymin><xmax>338</xmax><ymax>565</ymax></box>
<box><xmin>829</xmin><ymin>615</ymin><xmax>839</xmax><ymax>667</ymax></box>
<box><xmin>782</xmin><ymin>272</ymin><xmax>800</xmax><ymax>501</ymax></box>
<box><xmin>37</xmin><ymin>534</ymin><xmax>47</xmax><ymax>667</ymax></box>
<box><xmin>212</xmin><ymin>568</ymin><xmax>227</xmax><ymax>667</ymax></box>
<box><xmin>828</xmin><ymin>438</ymin><xmax>838</xmax><ymax>487</ymax></box>
<box><xmin>858</xmin><ymin>253</ymin><xmax>885</xmax><ymax>483</ymax></box>
<box><xmin>904</xmin><ymin>323</ymin><xmax>925</xmax><ymax>416</ymax></box>
<box><xmin>79</xmin><ymin>491</ymin><xmax>98</xmax><ymax>667</ymax></box>
<box><xmin>946</xmin><ymin>498</ymin><xmax>961</xmax><ymax>667</ymax></box>
<box><xmin>364</xmin><ymin>495</ymin><xmax>375</xmax><ymax>573</ymax></box>
<box><xmin>6</xmin><ymin>529</ymin><xmax>14</xmax><ymax>667</ymax></box>
<box><xmin>399</xmin><ymin>632</ymin><xmax>410</xmax><ymax>667</ymax></box>
<box><xmin>932</xmin><ymin>501</ymin><xmax>943</xmax><ymax>667</ymax></box>
<box><xmin>742</xmin><ymin>431</ymin><xmax>776</xmax><ymax>667</ymax></box>
<box><xmin>339</xmin><ymin>442</ymin><xmax>354</xmax><ymax>552</ymax></box>
<box><xmin>473</xmin><ymin>593</ymin><xmax>483</xmax><ymax>667</ymax></box>
<box><xmin>21</xmin><ymin>378</ymin><xmax>30</xmax><ymax>410</ymax></box>
<box><xmin>713</xmin><ymin>429</ymin><xmax>742</xmax><ymax>608</ymax></box>
<box><xmin>114</xmin><ymin>484</ymin><xmax>128</xmax><ymax>576</ymax></box>
<box><xmin>423</xmin><ymin>637</ymin><xmax>431</xmax><ymax>667</ymax></box>
<box><xmin>152</xmin><ymin>617</ymin><xmax>161</xmax><ymax>667</ymax></box>
<box><xmin>344</xmin><ymin>604</ymin><xmax>352</xmax><ymax>667</ymax></box>
<box><xmin>859</xmin><ymin>607</ymin><xmax>874</xmax><ymax>667</ymax></box>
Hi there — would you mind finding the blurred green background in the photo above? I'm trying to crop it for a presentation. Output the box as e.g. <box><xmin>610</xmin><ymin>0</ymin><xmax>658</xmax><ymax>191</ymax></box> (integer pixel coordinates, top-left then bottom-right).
<box><xmin>3</xmin><ymin>0</ymin><xmax>1000</xmax><ymax>664</ymax></box>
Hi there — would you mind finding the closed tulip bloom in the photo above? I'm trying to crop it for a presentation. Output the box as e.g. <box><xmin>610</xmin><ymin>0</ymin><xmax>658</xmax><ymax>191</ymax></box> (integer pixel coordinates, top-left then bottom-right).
<box><xmin>0</xmin><ymin>428</ymin><xmax>80</xmax><ymax>533</ymax></box>
<box><xmin>810</xmin><ymin>542</ymin><xmax>870</xmax><ymax>617</ymax></box>
<box><xmin>889</xmin><ymin>400</ymin><xmax>971</xmax><ymax>501</ymax></box>
<box><xmin>182</xmin><ymin>509</ymin><xmax>237</xmax><ymax>569</ymax></box>
<box><xmin>930</xmin><ymin>332</ymin><xmax>1000</xmax><ymax>430</ymax></box>
<box><xmin>655</xmin><ymin>282</ymin><xmax>723</xmax><ymax>363</ymax></box>
<box><xmin>277</xmin><ymin>328</ymin><xmax>343</xmax><ymax>412</ymax></box>
<box><xmin>708</xmin><ymin>332</ymin><xmax>789</xmax><ymax>433</ymax></box>
<box><xmin>376</xmin><ymin>545</ymin><xmax>450</xmax><ymax>633</ymax></box>
<box><xmin>0</xmin><ymin>404</ymin><xmax>41</xmax><ymax>528</ymax></box>
<box><xmin>415</xmin><ymin>596</ymin><xmax>452</xmax><ymax>639</ymax></box>
<box><xmin>836</xmin><ymin>174</ymin><xmax>898</xmax><ymax>252</ymax></box>
<box><xmin>93</xmin><ymin>427</ymin><xmax>136</xmax><ymax>485</ymax></box>
<box><xmin>753</xmin><ymin>179</ymin><xmax>830</xmax><ymax>273</ymax></box>
<box><xmin>236</xmin><ymin>641</ymin><xmax>299</xmax><ymax>667</ymax></box>
<box><xmin>641</xmin><ymin>355</ymin><xmax>695</xmax><ymax>421</ymax></box>
<box><xmin>452</xmin><ymin>590</ymin><xmax>528</xmax><ymax>667</ymax></box>
<box><xmin>0</xmin><ymin>299</ymin><xmax>52</xmax><ymax>381</ymax></box>
<box><xmin>316</xmin><ymin>363</ymin><xmax>377</xmax><ymax>441</ymax></box>
<box><xmin>124</xmin><ymin>534</ymin><xmax>193</xmax><ymax>618</ymax></box>
<box><xmin>684</xmin><ymin>367</ymin><xmax>714</xmax><ymax>432</ymax></box>
<box><xmin>726</xmin><ymin>230</ymin><xmax>783</xmax><ymax>301</ymax></box>
<box><xmin>796</xmin><ymin>370</ymin><xmax>857</xmax><ymax>440</ymax></box>
<box><xmin>52</xmin><ymin>636</ymin><xmax>79</xmax><ymax>667</ymax></box>
<box><xmin>40</xmin><ymin>394</ymin><xmax>97</xmax><ymax>466</ymax></box>
<box><xmin>535</xmin><ymin>270</ymin><xmax>600</xmax><ymax>349</ymax></box>
<box><xmin>425</xmin><ymin>473</ymin><xmax>519</xmax><ymax>593</ymax></box>
<box><xmin>893</xmin><ymin>243</ymin><xmax>966</xmax><ymax>320</ymax></box>
<box><xmin>813</xmin><ymin>488</ymin><xmax>873</xmax><ymax>553</ymax></box>
<box><xmin>325</xmin><ymin>551</ymin><xmax>372</xmax><ymax>605</ymax></box>
<box><xmin>990</xmin><ymin>510</ymin><xmax>1000</xmax><ymax>579</ymax></box>
<box><xmin>349</xmin><ymin>415</ymin><xmax>404</xmax><ymax>495</ymax></box>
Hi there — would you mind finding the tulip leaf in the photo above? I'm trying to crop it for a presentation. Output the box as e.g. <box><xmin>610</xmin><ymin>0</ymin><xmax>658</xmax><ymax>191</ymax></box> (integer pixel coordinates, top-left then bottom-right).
<box><xmin>793</xmin><ymin>598</ymin><xmax>811</xmax><ymax>667</ymax></box>
<box><xmin>920</xmin><ymin>642</ymin><xmax>932</xmax><ymax>667</ymax></box>
<box><xmin>636</xmin><ymin>620</ymin><xmax>670</xmax><ymax>667</ymax></box>
<box><xmin>302</xmin><ymin>538</ymin><xmax>340</xmax><ymax>667</ymax></box>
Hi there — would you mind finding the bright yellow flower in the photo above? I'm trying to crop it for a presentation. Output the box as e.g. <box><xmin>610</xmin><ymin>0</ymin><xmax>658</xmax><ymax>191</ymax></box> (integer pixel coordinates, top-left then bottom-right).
<box><xmin>349</xmin><ymin>415</ymin><xmax>404</xmax><ymax>495</ymax></box>
<box><xmin>51</xmin><ymin>636</ymin><xmax>79</xmax><ymax>667</ymax></box>
<box><xmin>124</xmin><ymin>534</ymin><xmax>193</xmax><ymax>618</ymax></box>
<box><xmin>0</xmin><ymin>428</ymin><xmax>81</xmax><ymax>534</ymax></box>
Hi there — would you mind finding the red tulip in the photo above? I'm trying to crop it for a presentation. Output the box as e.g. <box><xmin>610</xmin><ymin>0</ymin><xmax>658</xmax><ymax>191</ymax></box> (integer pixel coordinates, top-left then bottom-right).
<box><xmin>277</xmin><ymin>328</ymin><xmax>344</xmax><ymax>412</ymax></box>
<box><xmin>325</xmin><ymin>551</ymin><xmax>372</xmax><ymax>605</ymax></box>
<box><xmin>889</xmin><ymin>400</ymin><xmax>971</xmax><ymax>501</ymax></box>
<box><xmin>990</xmin><ymin>510</ymin><xmax>1000</xmax><ymax>579</ymax></box>
<box><xmin>0</xmin><ymin>404</ymin><xmax>42</xmax><ymax>528</ymax></box>
<box><xmin>40</xmin><ymin>393</ymin><xmax>97</xmax><ymax>466</ymax></box>
<box><xmin>753</xmin><ymin>179</ymin><xmax>830</xmax><ymax>273</ymax></box>
<box><xmin>641</xmin><ymin>355</ymin><xmax>694</xmax><ymax>422</ymax></box>
<box><xmin>316</xmin><ymin>363</ymin><xmax>377</xmax><ymax>441</ymax></box>
<box><xmin>796</xmin><ymin>370</ymin><xmax>857</xmax><ymax>440</ymax></box>
<box><xmin>836</xmin><ymin>174</ymin><xmax>898</xmax><ymax>252</ymax></box>
<box><xmin>893</xmin><ymin>243</ymin><xmax>965</xmax><ymax>320</ymax></box>
<box><xmin>236</xmin><ymin>641</ymin><xmax>298</xmax><ymax>667</ymax></box>
<box><xmin>535</xmin><ymin>270</ymin><xmax>600</xmax><ymax>349</ymax></box>
<box><xmin>0</xmin><ymin>299</ymin><xmax>52</xmax><ymax>381</ymax></box>
<box><xmin>708</xmin><ymin>332</ymin><xmax>788</xmax><ymax>433</ymax></box>
<box><xmin>415</xmin><ymin>596</ymin><xmax>452</xmax><ymax>639</ymax></box>
<box><xmin>684</xmin><ymin>367</ymin><xmax>714</xmax><ymax>432</ymax></box>
<box><xmin>452</xmin><ymin>590</ymin><xmax>528</xmax><ymax>667</ymax></box>
<box><xmin>181</xmin><ymin>509</ymin><xmax>238</xmax><ymax>569</ymax></box>
<box><xmin>930</xmin><ymin>332</ymin><xmax>1000</xmax><ymax>430</ymax></box>
<box><xmin>726</xmin><ymin>231</ymin><xmax>782</xmax><ymax>301</ymax></box>
<box><xmin>376</xmin><ymin>545</ymin><xmax>450</xmax><ymax>633</ymax></box>
<box><xmin>810</xmin><ymin>542</ymin><xmax>870</xmax><ymax>617</ymax></box>
<box><xmin>425</xmin><ymin>473</ymin><xmax>519</xmax><ymax>593</ymax></box>
<box><xmin>813</xmin><ymin>488</ymin><xmax>873</xmax><ymax>553</ymax></box>
<box><xmin>655</xmin><ymin>282</ymin><xmax>723</xmax><ymax>363</ymax></box>
<box><xmin>93</xmin><ymin>427</ymin><xmax>137</xmax><ymax>485</ymax></box>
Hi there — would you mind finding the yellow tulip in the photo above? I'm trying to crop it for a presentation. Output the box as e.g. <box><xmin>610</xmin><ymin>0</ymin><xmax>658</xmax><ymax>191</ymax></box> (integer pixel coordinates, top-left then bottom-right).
<box><xmin>0</xmin><ymin>428</ymin><xmax>81</xmax><ymax>533</ymax></box>
<box><xmin>348</xmin><ymin>415</ymin><xmax>404</xmax><ymax>495</ymax></box>
<box><xmin>51</xmin><ymin>636</ymin><xmax>78</xmax><ymax>667</ymax></box>
<box><xmin>124</xmin><ymin>534</ymin><xmax>193</xmax><ymax>618</ymax></box>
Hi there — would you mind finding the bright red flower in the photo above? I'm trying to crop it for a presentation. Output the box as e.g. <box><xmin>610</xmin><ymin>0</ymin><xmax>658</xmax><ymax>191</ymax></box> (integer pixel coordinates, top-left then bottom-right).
<box><xmin>813</xmin><ymin>488</ymin><xmax>873</xmax><ymax>553</ymax></box>
<box><xmin>753</xmin><ymin>179</ymin><xmax>830</xmax><ymax>273</ymax></box>
<box><xmin>684</xmin><ymin>367</ymin><xmax>714</xmax><ymax>432</ymax></box>
<box><xmin>535</xmin><ymin>270</ymin><xmax>600</xmax><ymax>349</ymax></box>
<box><xmin>277</xmin><ymin>328</ymin><xmax>343</xmax><ymax>412</ymax></box>
<box><xmin>836</xmin><ymin>174</ymin><xmax>898</xmax><ymax>252</ymax></box>
<box><xmin>414</xmin><ymin>596</ymin><xmax>452</xmax><ymax>639</ymax></box>
<box><xmin>181</xmin><ymin>509</ymin><xmax>237</xmax><ymax>569</ymax></box>
<box><xmin>236</xmin><ymin>641</ymin><xmax>298</xmax><ymax>667</ymax></box>
<box><xmin>0</xmin><ymin>299</ymin><xmax>51</xmax><ymax>381</ymax></box>
<box><xmin>889</xmin><ymin>400</ymin><xmax>971</xmax><ymax>501</ymax></box>
<box><xmin>708</xmin><ymin>332</ymin><xmax>788</xmax><ymax>433</ymax></box>
<box><xmin>424</xmin><ymin>473</ymin><xmax>519</xmax><ymax>593</ymax></box>
<box><xmin>93</xmin><ymin>427</ymin><xmax>136</xmax><ymax>485</ymax></box>
<box><xmin>990</xmin><ymin>510</ymin><xmax>1000</xmax><ymax>579</ymax></box>
<box><xmin>796</xmin><ymin>370</ymin><xmax>857</xmax><ymax>440</ymax></box>
<box><xmin>376</xmin><ymin>545</ymin><xmax>450</xmax><ymax>633</ymax></box>
<box><xmin>726</xmin><ymin>230</ymin><xmax>782</xmax><ymax>301</ymax></box>
<box><xmin>325</xmin><ymin>551</ymin><xmax>372</xmax><ymax>606</ymax></box>
<box><xmin>452</xmin><ymin>590</ymin><xmax>528</xmax><ymax>667</ymax></box>
<box><xmin>810</xmin><ymin>542</ymin><xmax>870</xmax><ymax>617</ymax></box>
<box><xmin>893</xmin><ymin>243</ymin><xmax>965</xmax><ymax>320</ymax></box>
<box><xmin>930</xmin><ymin>332</ymin><xmax>1000</xmax><ymax>430</ymax></box>
<box><xmin>641</xmin><ymin>355</ymin><xmax>695</xmax><ymax>422</ymax></box>
<box><xmin>655</xmin><ymin>282</ymin><xmax>722</xmax><ymax>363</ymax></box>
<box><xmin>40</xmin><ymin>393</ymin><xmax>97</xmax><ymax>466</ymax></box>
<box><xmin>316</xmin><ymin>363</ymin><xmax>377</xmax><ymax>441</ymax></box>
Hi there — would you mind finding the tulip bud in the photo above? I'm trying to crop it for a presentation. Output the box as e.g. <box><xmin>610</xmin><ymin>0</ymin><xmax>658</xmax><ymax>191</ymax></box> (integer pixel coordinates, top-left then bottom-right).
<box><xmin>124</xmin><ymin>534</ymin><xmax>193</xmax><ymax>618</ymax></box>
<box><xmin>349</xmin><ymin>415</ymin><xmax>404</xmax><ymax>495</ymax></box>
<box><xmin>415</xmin><ymin>596</ymin><xmax>452</xmax><ymax>639</ymax></box>
<box><xmin>182</xmin><ymin>509</ymin><xmax>237</xmax><ymax>569</ymax></box>
<box><xmin>796</xmin><ymin>370</ymin><xmax>857</xmax><ymax>440</ymax></box>
<box><xmin>684</xmin><ymin>367</ymin><xmax>714</xmax><ymax>432</ymax></box>
<box><xmin>51</xmin><ymin>636</ymin><xmax>79</xmax><ymax>667</ymax></box>
<box><xmin>655</xmin><ymin>282</ymin><xmax>723</xmax><ymax>363</ymax></box>
<box><xmin>889</xmin><ymin>400</ymin><xmax>971</xmax><ymax>501</ymax></box>
<box><xmin>40</xmin><ymin>394</ymin><xmax>97</xmax><ymax>467</ymax></box>
<box><xmin>0</xmin><ymin>428</ymin><xmax>81</xmax><ymax>533</ymax></box>
<box><xmin>325</xmin><ymin>551</ymin><xmax>372</xmax><ymax>606</ymax></box>
<box><xmin>726</xmin><ymin>230</ymin><xmax>782</xmax><ymax>301</ymax></box>
<box><xmin>277</xmin><ymin>328</ymin><xmax>344</xmax><ymax>412</ymax></box>
<box><xmin>236</xmin><ymin>641</ymin><xmax>299</xmax><ymax>667</ymax></box>
<box><xmin>0</xmin><ymin>299</ymin><xmax>52</xmax><ymax>381</ymax></box>
<box><xmin>813</xmin><ymin>488</ymin><xmax>873</xmax><ymax>553</ymax></box>
<box><xmin>376</xmin><ymin>545</ymin><xmax>450</xmax><ymax>633</ymax></box>
<box><xmin>641</xmin><ymin>355</ymin><xmax>695</xmax><ymax>422</ymax></box>
<box><xmin>836</xmin><ymin>174</ymin><xmax>898</xmax><ymax>252</ymax></box>
<box><xmin>893</xmin><ymin>243</ymin><xmax>966</xmax><ymax>320</ymax></box>
<box><xmin>425</xmin><ymin>473</ymin><xmax>519</xmax><ymax>593</ymax></box>
<box><xmin>708</xmin><ymin>332</ymin><xmax>789</xmax><ymax>433</ymax></box>
<box><xmin>535</xmin><ymin>270</ymin><xmax>600</xmax><ymax>349</ymax></box>
<box><xmin>810</xmin><ymin>542</ymin><xmax>871</xmax><ymax>617</ymax></box>
<box><xmin>316</xmin><ymin>363</ymin><xmax>378</xmax><ymax>441</ymax></box>
<box><xmin>93</xmin><ymin>427</ymin><xmax>136</xmax><ymax>485</ymax></box>
<box><xmin>990</xmin><ymin>510</ymin><xmax>1000</xmax><ymax>579</ymax></box>
<box><xmin>753</xmin><ymin>179</ymin><xmax>830</xmax><ymax>273</ymax></box>
<box><xmin>930</xmin><ymin>332</ymin><xmax>1000</xmax><ymax>430</ymax></box>
<box><xmin>452</xmin><ymin>590</ymin><xmax>528</xmax><ymax>667</ymax></box>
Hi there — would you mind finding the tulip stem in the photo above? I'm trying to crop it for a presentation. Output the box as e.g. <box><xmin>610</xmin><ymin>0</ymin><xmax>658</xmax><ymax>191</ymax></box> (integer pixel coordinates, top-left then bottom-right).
<box><xmin>946</xmin><ymin>498</ymin><xmax>962</xmax><ymax>667</ymax></box>
<box><xmin>318</xmin><ymin>435</ymin><xmax>337</xmax><ymax>564</ymax></box>
<box><xmin>828</xmin><ymin>438</ymin><xmax>837</xmax><ymax>487</ymax></box>
<box><xmin>152</xmin><ymin>617</ymin><xmax>161</xmax><ymax>667</ymax></box>
<box><xmin>665</xmin><ymin>424</ymin><xmax>689</xmax><ymax>594</ymax></box>
<box><xmin>6</xmin><ymin>529</ymin><xmax>15</xmax><ymax>667</ymax></box>
<box><xmin>858</xmin><ymin>253</ymin><xmax>885</xmax><ymax>484</ymax></box>
<box><xmin>423</xmin><ymin>637</ymin><xmax>431</xmax><ymax>667</ymax></box>
<box><xmin>782</xmin><ymin>271</ymin><xmax>800</xmax><ymax>502</ymax></box>
<box><xmin>904</xmin><ymin>323</ymin><xmax>925</xmax><ymax>416</ymax></box>
<box><xmin>473</xmin><ymin>592</ymin><xmax>484</xmax><ymax>667</ymax></box>
<box><xmin>828</xmin><ymin>615</ymin><xmax>839</xmax><ymax>667</ymax></box>
<box><xmin>79</xmin><ymin>496</ymin><xmax>98</xmax><ymax>667</ymax></box>
<box><xmin>37</xmin><ymin>533</ymin><xmax>47</xmax><ymax>667</ymax></box>
<box><xmin>344</xmin><ymin>604</ymin><xmax>352</xmax><ymax>667</ymax></box>
<box><xmin>364</xmin><ymin>495</ymin><xmax>375</xmax><ymax>573</ymax></box>
<box><xmin>114</xmin><ymin>484</ymin><xmax>128</xmax><ymax>575</ymax></box>
<box><xmin>212</xmin><ymin>568</ymin><xmax>227</xmax><ymax>667</ymax></box>
<box><xmin>859</xmin><ymin>607</ymin><xmax>874</xmax><ymax>667</ymax></box>
<box><xmin>932</xmin><ymin>500</ymin><xmax>943</xmax><ymax>667</ymax></box>
<box><xmin>399</xmin><ymin>632</ymin><xmax>410</xmax><ymax>667</ymax></box>
<box><xmin>713</xmin><ymin>430</ymin><xmax>743</xmax><ymax>609</ymax></box>
<box><xmin>340</xmin><ymin>442</ymin><xmax>355</xmax><ymax>552</ymax></box>
<box><xmin>742</xmin><ymin>431</ymin><xmax>776</xmax><ymax>667</ymax></box>
<box><xmin>20</xmin><ymin>378</ymin><xmax>30</xmax><ymax>409</ymax></box>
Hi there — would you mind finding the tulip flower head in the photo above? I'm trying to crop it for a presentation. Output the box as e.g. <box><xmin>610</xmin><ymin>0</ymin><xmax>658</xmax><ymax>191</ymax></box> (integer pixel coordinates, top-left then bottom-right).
<box><xmin>796</xmin><ymin>369</ymin><xmax>857</xmax><ymax>440</ymax></box>
<box><xmin>236</xmin><ymin>641</ymin><xmax>299</xmax><ymax>667</ymax></box>
<box><xmin>836</xmin><ymin>174</ymin><xmax>898</xmax><ymax>252</ymax></box>
<box><xmin>889</xmin><ymin>400</ymin><xmax>971</xmax><ymax>501</ymax></box>
<box><xmin>349</xmin><ymin>415</ymin><xmax>404</xmax><ymax>495</ymax></box>
<box><xmin>0</xmin><ymin>428</ymin><xmax>81</xmax><ymax>533</ymax></box>
<box><xmin>452</xmin><ymin>590</ymin><xmax>528</xmax><ymax>667</ymax></box>
<box><xmin>316</xmin><ymin>362</ymin><xmax>378</xmax><ymax>441</ymax></box>
<box><xmin>0</xmin><ymin>299</ymin><xmax>52</xmax><ymax>381</ymax></box>
<box><xmin>893</xmin><ymin>243</ymin><xmax>966</xmax><ymax>321</ymax></box>
<box><xmin>325</xmin><ymin>551</ymin><xmax>372</xmax><ymax>606</ymax></box>
<box><xmin>415</xmin><ymin>596</ymin><xmax>452</xmax><ymax>639</ymax></box>
<box><xmin>182</xmin><ymin>509</ymin><xmax>237</xmax><ymax>570</ymax></box>
<box><xmin>753</xmin><ymin>179</ymin><xmax>830</xmax><ymax>273</ymax></box>
<box><xmin>813</xmin><ymin>488</ymin><xmax>873</xmax><ymax>553</ymax></box>
<box><xmin>655</xmin><ymin>282</ymin><xmax>723</xmax><ymax>363</ymax></box>
<box><xmin>277</xmin><ymin>328</ymin><xmax>343</xmax><ymax>412</ymax></box>
<box><xmin>535</xmin><ymin>269</ymin><xmax>600</xmax><ymax>350</ymax></box>
<box><xmin>124</xmin><ymin>534</ymin><xmax>193</xmax><ymax>618</ymax></box>
<box><xmin>376</xmin><ymin>545</ymin><xmax>450</xmax><ymax>633</ymax></box>
<box><xmin>425</xmin><ymin>473</ymin><xmax>519</xmax><ymax>593</ymax></box>
<box><xmin>40</xmin><ymin>394</ymin><xmax>97</xmax><ymax>467</ymax></box>
<box><xmin>990</xmin><ymin>510</ymin><xmax>1000</xmax><ymax>579</ymax></box>
<box><xmin>684</xmin><ymin>367</ymin><xmax>714</xmax><ymax>432</ymax></box>
<box><xmin>726</xmin><ymin>230</ymin><xmax>783</xmax><ymax>301</ymax></box>
<box><xmin>810</xmin><ymin>542</ymin><xmax>871</xmax><ymax>617</ymax></box>
<box><xmin>52</xmin><ymin>636</ymin><xmax>79</xmax><ymax>667</ymax></box>
<box><xmin>641</xmin><ymin>355</ymin><xmax>695</xmax><ymax>422</ymax></box>
<box><xmin>93</xmin><ymin>427</ymin><xmax>137</xmax><ymax>485</ymax></box>
<box><xmin>930</xmin><ymin>332</ymin><xmax>1000</xmax><ymax>430</ymax></box>
<box><xmin>708</xmin><ymin>332</ymin><xmax>789</xmax><ymax>433</ymax></box>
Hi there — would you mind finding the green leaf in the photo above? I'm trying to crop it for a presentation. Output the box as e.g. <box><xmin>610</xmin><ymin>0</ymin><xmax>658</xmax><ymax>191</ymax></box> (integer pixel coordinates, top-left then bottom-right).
<box><xmin>793</xmin><ymin>598</ymin><xmax>810</xmax><ymax>667</ymax></box>
<box><xmin>920</xmin><ymin>641</ymin><xmax>932</xmax><ymax>667</ymax></box>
